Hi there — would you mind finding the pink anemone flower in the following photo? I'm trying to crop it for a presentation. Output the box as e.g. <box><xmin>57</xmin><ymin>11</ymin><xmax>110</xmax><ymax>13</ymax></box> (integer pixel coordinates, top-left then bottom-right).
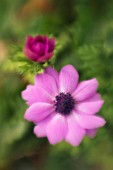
<box><xmin>22</xmin><ymin>65</ymin><xmax>106</xmax><ymax>146</ymax></box>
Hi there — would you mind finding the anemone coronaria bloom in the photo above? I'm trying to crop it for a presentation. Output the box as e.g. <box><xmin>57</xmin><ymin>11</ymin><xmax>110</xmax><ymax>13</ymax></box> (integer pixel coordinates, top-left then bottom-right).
<box><xmin>22</xmin><ymin>65</ymin><xmax>106</xmax><ymax>146</ymax></box>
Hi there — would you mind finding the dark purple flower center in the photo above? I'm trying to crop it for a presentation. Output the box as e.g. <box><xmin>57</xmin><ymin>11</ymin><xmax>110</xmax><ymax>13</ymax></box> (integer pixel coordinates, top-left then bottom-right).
<box><xmin>54</xmin><ymin>92</ymin><xmax>75</xmax><ymax>115</ymax></box>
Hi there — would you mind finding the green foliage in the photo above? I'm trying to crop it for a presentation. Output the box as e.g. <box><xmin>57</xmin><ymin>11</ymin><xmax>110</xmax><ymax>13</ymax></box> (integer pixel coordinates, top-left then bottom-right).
<box><xmin>8</xmin><ymin>44</ymin><xmax>54</xmax><ymax>75</ymax></box>
<box><xmin>5</xmin><ymin>38</ymin><xmax>63</xmax><ymax>78</ymax></box>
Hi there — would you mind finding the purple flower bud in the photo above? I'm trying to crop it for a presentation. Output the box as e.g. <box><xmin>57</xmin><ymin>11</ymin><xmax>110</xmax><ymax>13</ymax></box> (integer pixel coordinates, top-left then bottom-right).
<box><xmin>23</xmin><ymin>35</ymin><xmax>55</xmax><ymax>63</ymax></box>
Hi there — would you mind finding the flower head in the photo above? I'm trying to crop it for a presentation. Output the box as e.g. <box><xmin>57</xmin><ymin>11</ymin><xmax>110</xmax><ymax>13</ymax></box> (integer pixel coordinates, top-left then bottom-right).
<box><xmin>23</xmin><ymin>35</ymin><xmax>55</xmax><ymax>63</ymax></box>
<box><xmin>22</xmin><ymin>65</ymin><xmax>106</xmax><ymax>146</ymax></box>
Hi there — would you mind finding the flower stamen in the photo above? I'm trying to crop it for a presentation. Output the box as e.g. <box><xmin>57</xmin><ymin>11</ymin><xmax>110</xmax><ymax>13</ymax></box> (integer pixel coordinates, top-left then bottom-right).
<box><xmin>54</xmin><ymin>92</ymin><xmax>75</xmax><ymax>115</ymax></box>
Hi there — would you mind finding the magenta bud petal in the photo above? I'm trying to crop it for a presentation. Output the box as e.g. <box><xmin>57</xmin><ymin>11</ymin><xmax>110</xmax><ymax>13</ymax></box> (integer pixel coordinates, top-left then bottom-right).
<box><xmin>23</xmin><ymin>34</ymin><xmax>55</xmax><ymax>63</ymax></box>
<box><xmin>48</xmin><ymin>38</ymin><xmax>55</xmax><ymax>52</ymax></box>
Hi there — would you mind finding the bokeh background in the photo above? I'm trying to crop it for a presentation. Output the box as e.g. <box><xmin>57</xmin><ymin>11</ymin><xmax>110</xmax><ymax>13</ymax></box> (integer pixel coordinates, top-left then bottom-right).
<box><xmin>0</xmin><ymin>0</ymin><xmax>113</xmax><ymax>169</ymax></box>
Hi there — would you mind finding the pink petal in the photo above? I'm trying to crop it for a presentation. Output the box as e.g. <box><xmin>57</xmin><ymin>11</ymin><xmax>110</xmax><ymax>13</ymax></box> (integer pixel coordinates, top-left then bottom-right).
<box><xmin>35</xmin><ymin>73</ymin><xmax>58</xmax><ymax>97</ymax></box>
<box><xmin>86</xmin><ymin>129</ymin><xmax>97</xmax><ymax>138</ymax></box>
<box><xmin>59</xmin><ymin>65</ymin><xmax>79</xmax><ymax>93</ymax></box>
<box><xmin>76</xmin><ymin>93</ymin><xmax>104</xmax><ymax>114</ymax></box>
<box><xmin>44</xmin><ymin>66</ymin><xmax>59</xmax><ymax>88</ymax></box>
<box><xmin>46</xmin><ymin>114</ymin><xmax>67</xmax><ymax>144</ymax></box>
<box><xmin>24</xmin><ymin>103</ymin><xmax>54</xmax><ymax>123</ymax></box>
<box><xmin>21</xmin><ymin>85</ymin><xmax>53</xmax><ymax>106</ymax></box>
<box><xmin>65</xmin><ymin>114</ymin><xmax>85</xmax><ymax>146</ymax></box>
<box><xmin>74</xmin><ymin>112</ymin><xmax>106</xmax><ymax>129</ymax></box>
<box><xmin>34</xmin><ymin>115</ymin><xmax>53</xmax><ymax>137</ymax></box>
<box><xmin>73</xmin><ymin>78</ymin><xmax>98</xmax><ymax>101</ymax></box>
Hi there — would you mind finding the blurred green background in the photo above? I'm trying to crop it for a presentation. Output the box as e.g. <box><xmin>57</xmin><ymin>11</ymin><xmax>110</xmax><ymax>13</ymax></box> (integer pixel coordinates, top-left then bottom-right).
<box><xmin>0</xmin><ymin>0</ymin><xmax>113</xmax><ymax>169</ymax></box>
